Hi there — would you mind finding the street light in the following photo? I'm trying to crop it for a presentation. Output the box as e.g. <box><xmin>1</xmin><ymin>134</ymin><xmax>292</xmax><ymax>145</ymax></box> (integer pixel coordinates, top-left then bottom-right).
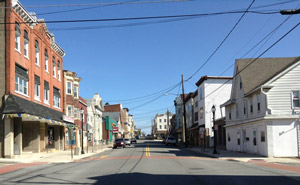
<box><xmin>211</xmin><ymin>105</ymin><xmax>217</xmax><ymax>154</ymax></box>
<box><xmin>80</xmin><ymin>108</ymin><xmax>85</xmax><ymax>154</ymax></box>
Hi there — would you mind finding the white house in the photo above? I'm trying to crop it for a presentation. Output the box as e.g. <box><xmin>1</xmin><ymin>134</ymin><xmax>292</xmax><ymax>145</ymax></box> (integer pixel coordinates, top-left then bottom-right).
<box><xmin>195</xmin><ymin>76</ymin><xmax>232</xmax><ymax>147</ymax></box>
<box><xmin>86</xmin><ymin>93</ymin><xmax>104</xmax><ymax>146</ymax></box>
<box><xmin>223</xmin><ymin>57</ymin><xmax>300</xmax><ymax>157</ymax></box>
<box><xmin>153</xmin><ymin>111</ymin><xmax>173</xmax><ymax>139</ymax></box>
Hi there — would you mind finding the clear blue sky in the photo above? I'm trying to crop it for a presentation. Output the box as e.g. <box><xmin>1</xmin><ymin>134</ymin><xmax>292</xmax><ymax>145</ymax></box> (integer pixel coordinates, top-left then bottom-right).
<box><xmin>22</xmin><ymin>0</ymin><xmax>300</xmax><ymax>134</ymax></box>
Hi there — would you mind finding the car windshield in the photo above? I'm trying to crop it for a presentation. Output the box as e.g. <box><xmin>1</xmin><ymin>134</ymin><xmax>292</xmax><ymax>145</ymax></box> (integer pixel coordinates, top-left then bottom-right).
<box><xmin>125</xmin><ymin>139</ymin><xmax>129</xmax><ymax>141</ymax></box>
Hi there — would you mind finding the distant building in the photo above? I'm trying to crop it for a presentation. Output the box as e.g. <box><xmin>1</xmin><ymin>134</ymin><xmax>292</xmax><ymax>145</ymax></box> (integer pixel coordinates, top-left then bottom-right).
<box><xmin>153</xmin><ymin>111</ymin><xmax>174</xmax><ymax>139</ymax></box>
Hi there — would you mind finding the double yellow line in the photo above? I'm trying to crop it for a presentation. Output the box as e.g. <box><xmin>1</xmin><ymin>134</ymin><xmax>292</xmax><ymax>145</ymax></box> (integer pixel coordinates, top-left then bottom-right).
<box><xmin>145</xmin><ymin>143</ymin><xmax>151</xmax><ymax>157</ymax></box>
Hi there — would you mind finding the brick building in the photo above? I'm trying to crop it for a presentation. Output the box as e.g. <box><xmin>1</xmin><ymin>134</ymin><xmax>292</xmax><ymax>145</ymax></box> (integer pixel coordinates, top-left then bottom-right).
<box><xmin>0</xmin><ymin>0</ymin><xmax>69</xmax><ymax>158</ymax></box>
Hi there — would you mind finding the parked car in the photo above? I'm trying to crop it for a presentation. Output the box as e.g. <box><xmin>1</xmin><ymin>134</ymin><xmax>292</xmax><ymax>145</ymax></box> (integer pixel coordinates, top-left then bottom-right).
<box><xmin>124</xmin><ymin>138</ymin><xmax>131</xmax><ymax>146</ymax></box>
<box><xmin>135</xmin><ymin>135</ymin><xmax>140</xmax><ymax>139</ymax></box>
<box><xmin>131</xmin><ymin>138</ymin><xmax>137</xmax><ymax>144</ymax></box>
<box><xmin>113</xmin><ymin>138</ymin><xmax>126</xmax><ymax>149</ymax></box>
<box><xmin>166</xmin><ymin>136</ymin><xmax>176</xmax><ymax>146</ymax></box>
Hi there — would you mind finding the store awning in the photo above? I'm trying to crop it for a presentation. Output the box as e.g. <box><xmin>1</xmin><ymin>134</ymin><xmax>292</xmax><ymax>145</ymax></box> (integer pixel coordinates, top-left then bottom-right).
<box><xmin>2</xmin><ymin>94</ymin><xmax>74</xmax><ymax>127</ymax></box>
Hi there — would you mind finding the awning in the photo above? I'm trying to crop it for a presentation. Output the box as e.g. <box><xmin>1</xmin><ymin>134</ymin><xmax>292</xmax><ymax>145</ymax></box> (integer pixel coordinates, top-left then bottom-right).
<box><xmin>2</xmin><ymin>94</ymin><xmax>74</xmax><ymax>128</ymax></box>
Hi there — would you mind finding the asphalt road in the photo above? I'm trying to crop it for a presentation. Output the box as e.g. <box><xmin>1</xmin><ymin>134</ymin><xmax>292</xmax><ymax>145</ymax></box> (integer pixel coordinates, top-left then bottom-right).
<box><xmin>0</xmin><ymin>140</ymin><xmax>300</xmax><ymax>185</ymax></box>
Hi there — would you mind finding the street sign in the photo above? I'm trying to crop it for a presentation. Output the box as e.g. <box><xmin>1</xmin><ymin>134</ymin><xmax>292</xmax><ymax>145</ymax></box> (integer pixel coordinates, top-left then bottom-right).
<box><xmin>113</xmin><ymin>127</ymin><xmax>118</xmax><ymax>133</ymax></box>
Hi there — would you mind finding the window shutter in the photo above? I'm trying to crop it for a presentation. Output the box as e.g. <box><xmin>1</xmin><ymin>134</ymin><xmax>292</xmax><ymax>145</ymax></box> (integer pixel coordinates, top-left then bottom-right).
<box><xmin>15</xmin><ymin>64</ymin><xmax>29</xmax><ymax>80</ymax></box>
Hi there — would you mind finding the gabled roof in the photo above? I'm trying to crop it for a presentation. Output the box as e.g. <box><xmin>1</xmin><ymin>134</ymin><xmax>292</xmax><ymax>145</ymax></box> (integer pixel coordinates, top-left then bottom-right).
<box><xmin>236</xmin><ymin>57</ymin><xmax>300</xmax><ymax>95</ymax></box>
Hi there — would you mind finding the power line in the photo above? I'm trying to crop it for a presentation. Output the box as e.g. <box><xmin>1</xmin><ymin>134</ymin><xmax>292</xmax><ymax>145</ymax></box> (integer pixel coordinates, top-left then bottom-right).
<box><xmin>204</xmin><ymin>20</ymin><xmax>300</xmax><ymax>100</ymax></box>
<box><xmin>186</xmin><ymin>0</ymin><xmax>256</xmax><ymax>82</ymax></box>
<box><xmin>1</xmin><ymin>9</ymin><xmax>279</xmax><ymax>25</ymax></box>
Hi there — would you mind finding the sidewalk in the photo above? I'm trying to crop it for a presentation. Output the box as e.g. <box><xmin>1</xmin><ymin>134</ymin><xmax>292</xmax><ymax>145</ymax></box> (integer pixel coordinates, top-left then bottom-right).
<box><xmin>187</xmin><ymin>146</ymin><xmax>300</xmax><ymax>164</ymax></box>
<box><xmin>0</xmin><ymin>144</ymin><xmax>113</xmax><ymax>164</ymax></box>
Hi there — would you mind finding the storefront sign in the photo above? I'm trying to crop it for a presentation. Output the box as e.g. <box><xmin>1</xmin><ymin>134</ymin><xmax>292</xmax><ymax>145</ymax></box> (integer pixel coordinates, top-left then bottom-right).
<box><xmin>63</xmin><ymin>115</ymin><xmax>74</xmax><ymax>123</ymax></box>
<box><xmin>113</xmin><ymin>127</ymin><xmax>118</xmax><ymax>133</ymax></box>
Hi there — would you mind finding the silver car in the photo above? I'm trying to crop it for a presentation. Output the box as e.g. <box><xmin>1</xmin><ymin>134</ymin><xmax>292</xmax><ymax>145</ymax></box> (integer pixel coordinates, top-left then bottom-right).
<box><xmin>124</xmin><ymin>138</ymin><xmax>131</xmax><ymax>146</ymax></box>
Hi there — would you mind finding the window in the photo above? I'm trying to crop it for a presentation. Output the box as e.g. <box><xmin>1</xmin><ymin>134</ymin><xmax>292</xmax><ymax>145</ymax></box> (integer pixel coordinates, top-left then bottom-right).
<box><xmin>194</xmin><ymin>112</ymin><xmax>198</xmax><ymax>122</ymax></box>
<box><xmin>34</xmin><ymin>75</ymin><xmax>40</xmax><ymax>100</ymax></box>
<box><xmin>228</xmin><ymin>107</ymin><xmax>232</xmax><ymax>120</ymax></box>
<box><xmin>200</xmin><ymin>107</ymin><xmax>204</xmax><ymax>119</ymax></box>
<box><xmin>53</xmin><ymin>87</ymin><xmax>60</xmax><ymax>108</ymax></box>
<box><xmin>67</xmin><ymin>105</ymin><xmax>72</xmax><ymax>117</ymax></box>
<box><xmin>57</xmin><ymin>61</ymin><xmax>61</xmax><ymax>81</ymax></box>
<box><xmin>67</xmin><ymin>82</ymin><xmax>72</xmax><ymax>94</ymax></box>
<box><xmin>261</xmin><ymin>131</ymin><xmax>265</xmax><ymax>142</ymax></box>
<box><xmin>15</xmin><ymin>65</ymin><xmax>28</xmax><ymax>95</ymax></box>
<box><xmin>236</xmin><ymin>103</ymin><xmax>239</xmax><ymax>118</ymax></box>
<box><xmin>159</xmin><ymin>119</ymin><xmax>161</xmax><ymax>123</ymax></box>
<box><xmin>45</xmin><ymin>49</ymin><xmax>49</xmax><ymax>72</ymax></box>
<box><xmin>164</xmin><ymin>125</ymin><xmax>166</xmax><ymax>129</ymax></box>
<box><xmin>164</xmin><ymin>119</ymin><xmax>166</xmax><ymax>122</ymax></box>
<box><xmin>15</xmin><ymin>23</ymin><xmax>20</xmax><ymax>51</ymax></box>
<box><xmin>250</xmin><ymin>97</ymin><xmax>253</xmax><ymax>113</ymax></box>
<box><xmin>257</xmin><ymin>94</ymin><xmax>261</xmax><ymax>112</ymax></box>
<box><xmin>243</xmin><ymin>100</ymin><xmax>247</xmax><ymax>115</ymax></box>
<box><xmin>199</xmin><ymin>87</ymin><xmax>203</xmax><ymax>100</ymax></box>
<box><xmin>159</xmin><ymin>125</ymin><xmax>162</xmax><ymax>129</ymax></box>
<box><xmin>195</xmin><ymin>100</ymin><xmax>198</xmax><ymax>107</ymax></box>
<box><xmin>52</xmin><ymin>57</ymin><xmax>56</xmax><ymax>78</ymax></box>
<box><xmin>228</xmin><ymin>133</ymin><xmax>231</xmax><ymax>142</ymax></box>
<box><xmin>74</xmin><ymin>108</ymin><xmax>78</xmax><ymax>119</ymax></box>
<box><xmin>35</xmin><ymin>40</ymin><xmax>40</xmax><ymax>65</ymax></box>
<box><xmin>74</xmin><ymin>85</ymin><xmax>78</xmax><ymax>98</ymax></box>
<box><xmin>239</xmin><ymin>77</ymin><xmax>243</xmax><ymax>89</ymax></box>
<box><xmin>44</xmin><ymin>81</ymin><xmax>49</xmax><ymax>104</ymax></box>
<box><xmin>253</xmin><ymin>130</ymin><xmax>257</xmax><ymax>146</ymax></box>
<box><xmin>292</xmin><ymin>91</ymin><xmax>300</xmax><ymax>108</ymax></box>
<box><xmin>24</xmin><ymin>30</ymin><xmax>29</xmax><ymax>57</ymax></box>
<box><xmin>237</xmin><ymin>132</ymin><xmax>240</xmax><ymax>145</ymax></box>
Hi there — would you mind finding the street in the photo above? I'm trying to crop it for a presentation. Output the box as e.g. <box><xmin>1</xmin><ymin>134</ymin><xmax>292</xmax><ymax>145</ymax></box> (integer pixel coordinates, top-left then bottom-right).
<box><xmin>0</xmin><ymin>140</ymin><xmax>300</xmax><ymax>185</ymax></box>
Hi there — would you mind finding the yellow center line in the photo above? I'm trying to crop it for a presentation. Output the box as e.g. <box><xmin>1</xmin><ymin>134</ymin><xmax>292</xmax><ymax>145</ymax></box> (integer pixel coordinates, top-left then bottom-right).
<box><xmin>146</xmin><ymin>142</ymin><xmax>151</xmax><ymax>157</ymax></box>
<box><xmin>100</xmin><ymin>155</ymin><xmax>107</xmax><ymax>158</ymax></box>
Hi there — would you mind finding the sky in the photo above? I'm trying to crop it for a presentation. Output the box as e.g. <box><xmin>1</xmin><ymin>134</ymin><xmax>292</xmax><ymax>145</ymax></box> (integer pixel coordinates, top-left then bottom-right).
<box><xmin>20</xmin><ymin>0</ymin><xmax>300</xmax><ymax>134</ymax></box>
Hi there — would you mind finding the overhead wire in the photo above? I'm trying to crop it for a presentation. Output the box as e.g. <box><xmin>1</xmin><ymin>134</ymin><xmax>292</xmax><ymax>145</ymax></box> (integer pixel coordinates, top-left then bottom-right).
<box><xmin>185</xmin><ymin>0</ymin><xmax>256</xmax><ymax>82</ymax></box>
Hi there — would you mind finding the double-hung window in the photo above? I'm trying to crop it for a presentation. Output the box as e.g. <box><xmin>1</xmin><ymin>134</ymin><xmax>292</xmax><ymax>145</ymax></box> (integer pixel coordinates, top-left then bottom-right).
<box><xmin>24</xmin><ymin>30</ymin><xmax>29</xmax><ymax>58</ymax></box>
<box><xmin>45</xmin><ymin>49</ymin><xmax>49</xmax><ymax>72</ymax></box>
<box><xmin>44</xmin><ymin>81</ymin><xmax>49</xmax><ymax>104</ymax></box>
<box><xmin>15</xmin><ymin>65</ymin><xmax>28</xmax><ymax>96</ymax></box>
<box><xmin>67</xmin><ymin>82</ymin><xmax>72</xmax><ymax>94</ymax></box>
<box><xmin>292</xmin><ymin>91</ymin><xmax>300</xmax><ymax>108</ymax></box>
<box><xmin>52</xmin><ymin>57</ymin><xmax>56</xmax><ymax>78</ymax></box>
<box><xmin>57</xmin><ymin>61</ymin><xmax>61</xmax><ymax>81</ymax></box>
<box><xmin>250</xmin><ymin>97</ymin><xmax>253</xmax><ymax>113</ymax></box>
<box><xmin>53</xmin><ymin>87</ymin><xmax>60</xmax><ymax>108</ymax></box>
<box><xmin>74</xmin><ymin>85</ymin><xmax>78</xmax><ymax>98</ymax></box>
<box><xmin>35</xmin><ymin>40</ymin><xmax>40</xmax><ymax>66</ymax></box>
<box><xmin>67</xmin><ymin>105</ymin><xmax>72</xmax><ymax>117</ymax></box>
<box><xmin>257</xmin><ymin>94</ymin><xmax>261</xmax><ymax>112</ymax></box>
<box><xmin>34</xmin><ymin>75</ymin><xmax>40</xmax><ymax>100</ymax></box>
<box><xmin>15</xmin><ymin>23</ymin><xmax>21</xmax><ymax>51</ymax></box>
<box><xmin>74</xmin><ymin>108</ymin><xmax>78</xmax><ymax>119</ymax></box>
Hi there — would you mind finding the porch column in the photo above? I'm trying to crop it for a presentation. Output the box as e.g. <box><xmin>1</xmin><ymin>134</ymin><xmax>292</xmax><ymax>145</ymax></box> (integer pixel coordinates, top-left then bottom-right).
<box><xmin>4</xmin><ymin>118</ymin><xmax>13</xmax><ymax>158</ymax></box>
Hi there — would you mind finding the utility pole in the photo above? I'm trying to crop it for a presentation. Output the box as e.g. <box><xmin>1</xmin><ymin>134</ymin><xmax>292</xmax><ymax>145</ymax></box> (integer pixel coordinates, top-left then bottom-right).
<box><xmin>167</xmin><ymin>109</ymin><xmax>170</xmax><ymax>136</ymax></box>
<box><xmin>181</xmin><ymin>75</ymin><xmax>187</xmax><ymax>147</ymax></box>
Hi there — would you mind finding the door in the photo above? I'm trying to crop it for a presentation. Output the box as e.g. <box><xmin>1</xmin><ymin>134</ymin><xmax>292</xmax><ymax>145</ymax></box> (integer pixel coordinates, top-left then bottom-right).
<box><xmin>242</xmin><ymin>130</ymin><xmax>247</xmax><ymax>152</ymax></box>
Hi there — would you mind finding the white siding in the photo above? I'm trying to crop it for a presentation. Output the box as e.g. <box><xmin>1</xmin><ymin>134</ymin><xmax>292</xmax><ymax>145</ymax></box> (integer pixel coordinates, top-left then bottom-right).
<box><xmin>267</xmin><ymin>63</ymin><xmax>300</xmax><ymax>115</ymax></box>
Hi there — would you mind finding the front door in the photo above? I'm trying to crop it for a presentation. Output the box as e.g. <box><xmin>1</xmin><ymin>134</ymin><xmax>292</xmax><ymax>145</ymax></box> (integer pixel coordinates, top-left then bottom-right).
<box><xmin>242</xmin><ymin>130</ymin><xmax>247</xmax><ymax>152</ymax></box>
